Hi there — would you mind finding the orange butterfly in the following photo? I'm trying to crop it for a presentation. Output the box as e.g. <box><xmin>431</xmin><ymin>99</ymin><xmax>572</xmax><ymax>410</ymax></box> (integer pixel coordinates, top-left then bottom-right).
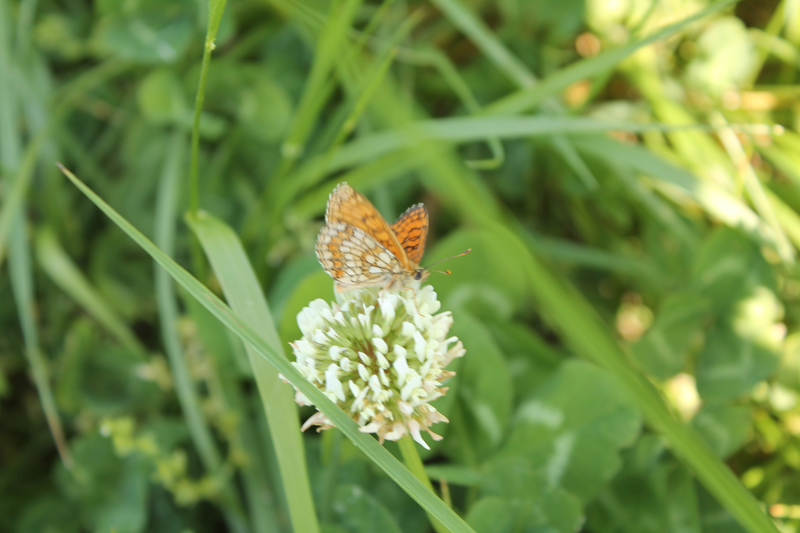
<box><xmin>316</xmin><ymin>183</ymin><xmax>430</xmax><ymax>291</ymax></box>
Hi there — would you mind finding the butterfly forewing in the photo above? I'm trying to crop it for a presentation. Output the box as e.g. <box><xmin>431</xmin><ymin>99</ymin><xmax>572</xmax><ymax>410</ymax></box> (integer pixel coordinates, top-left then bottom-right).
<box><xmin>325</xmin><ymin>183</ymin><xmax>411</xmax><ymax>270</ymax></box>
<box><xmin>390</xmin><ymin>203</ymin><xmax>428</xmax><ymax>266</ymax></box>
<box><xmin>316</xmin><ymin>222</ymin><xmax>401</xmax><ymax>288</ymax></box>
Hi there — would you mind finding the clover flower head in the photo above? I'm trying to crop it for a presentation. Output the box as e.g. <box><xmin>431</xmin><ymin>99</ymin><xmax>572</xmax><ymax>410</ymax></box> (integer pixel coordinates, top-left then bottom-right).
<box><xmin>286</xmin><ymin>285</ymin><xmax>465</xmax><ymax>449</ymax></box>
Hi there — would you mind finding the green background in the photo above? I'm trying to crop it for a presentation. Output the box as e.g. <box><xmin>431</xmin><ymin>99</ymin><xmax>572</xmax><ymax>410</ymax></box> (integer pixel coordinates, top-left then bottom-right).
<box><xmin>2</xmin><ymin>0</ymin><xmax>800</xmax><ymax>532</ymax></box>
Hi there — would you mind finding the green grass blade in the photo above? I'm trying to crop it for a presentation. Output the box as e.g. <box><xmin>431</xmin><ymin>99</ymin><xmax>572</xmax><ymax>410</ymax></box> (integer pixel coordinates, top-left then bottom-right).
<box><xmin>35</xmin><ymin>227</ymin><xmax>148</xmax><ymax>359</ymax></box>
<box><xmin>411</xmin><ymin>0</ymin><xmax>593</xmax><ymax>178</ymax></box>
<box><xmin>0</xmin><ymin>129</ymin><xmax>44</xmax><ymax>269</ymax></box>
<box><xmin>398</xmin><ymin>435</ymin><xmax>448</xmax><ymax>533</ymax></box>
<box><xmin>278</xmin><ymin>116</ymin><xmax>697</xmax><ymax>215</ymax></box>
<box><xmin>397</xmin><ymin>47</ymin><xmax>505</xmax><ymax>169</ymax></box>
<box><xmin>189</xmin><ymin>0</ymin><xmax>229</xmax><ymax>215</ymax></box>
<box><xmin>430</xmin><ymin>0</ymin><xmax>535</xmax><ymax>88</ymax></box>
<box><xmin>186</xmin><ymin>211</ymin><xmax>321</xmax><ymax>533</ymax></box>
<box><xmin>10</xmin><ymin>226</ymin><xmax>73</xmax><ymax>461</ymax></box>
<box><xmin>60</xmin><ymin>165</ymin><xmax>475</xmax><ymax>533</ymax></box>
<box><xmin>9</xmin><ymin>219</ymin><xmax>73</xmax><ymax>468</ymax></box>
<box><xmin>714</xmin><ymin>115</ymin><xmax>793</xmax><ymax>263</ymax></box>
<box><xmin>278</xmin><ymin>0</ymin><xmax>362</xmax><ymax>170</ymax></box>
<box><xmin>766</xmin><ymin>188</ymin><xmax>800</xmax><ymax>251</ymax></box>
<box><xmin>329</xmin><ymin>45</ymin><xmax>399</xmax><ymax>154</ymax></box>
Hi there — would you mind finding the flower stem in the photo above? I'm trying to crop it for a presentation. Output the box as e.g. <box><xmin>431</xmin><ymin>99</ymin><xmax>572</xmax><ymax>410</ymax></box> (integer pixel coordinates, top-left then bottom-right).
<box><xmin>398</xmin><ymin>435</ymin><xmax>450</xmax><ymax>533</ymax></box>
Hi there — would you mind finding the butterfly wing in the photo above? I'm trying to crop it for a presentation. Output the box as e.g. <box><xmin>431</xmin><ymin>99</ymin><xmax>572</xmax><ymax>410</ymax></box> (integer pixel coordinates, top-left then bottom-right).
<box><xmin>316</xmin><ymin>221</ymin><xmax>403</xmax><ymax>289</ymax></box>
<box><xmin>391</xmin><ymin>203</ymin><xmax>428</xmax><ymax>266</ymax></box>
<box><xmin>325</xmin><ymin>183</ymin><xmax>411</xmax><ymax>270</ymax></box>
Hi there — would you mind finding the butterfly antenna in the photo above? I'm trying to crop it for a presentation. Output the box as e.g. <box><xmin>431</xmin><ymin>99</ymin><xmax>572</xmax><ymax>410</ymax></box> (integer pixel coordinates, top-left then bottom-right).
<box><xmin>423</xmin><ymin>249</ymin><xmax>471</xmax><ymax>275</ymax></box>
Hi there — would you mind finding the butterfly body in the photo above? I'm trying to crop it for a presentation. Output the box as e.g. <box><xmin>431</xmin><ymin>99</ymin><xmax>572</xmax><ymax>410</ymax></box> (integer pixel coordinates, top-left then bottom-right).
<box><xmin>316</xmin><ymin>183</ymin><xmax>429</xmax><ymax>291</ymax></box>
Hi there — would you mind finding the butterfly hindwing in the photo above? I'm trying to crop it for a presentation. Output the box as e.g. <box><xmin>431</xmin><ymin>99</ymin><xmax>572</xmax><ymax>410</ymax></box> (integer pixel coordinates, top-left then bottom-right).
<box><xmin>391</xmin><ymin>203</ymin><xmax>428</xmax><ymax>266</ymax></box>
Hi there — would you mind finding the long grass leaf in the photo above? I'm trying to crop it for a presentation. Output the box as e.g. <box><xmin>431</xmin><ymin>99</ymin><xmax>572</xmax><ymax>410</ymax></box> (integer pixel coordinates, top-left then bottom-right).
<box><xmin>278</xmin><ymin>0</ymin><xmax>362</xmax><ymax>171</ymax></box>
<box><xmin>189</xmin><ymin>0</ymin><xmax>229</xmax><ymax>215</ymax></box>
<box><xmin>187</xmin><ymin>211</ymin><xmax>321</xmax><ymax>533</ymax></box>
<box><xmin>60</xmin><ymin>165</ymin><xmax>475</xmax><ymax>533</ymax></box>
<box><xmin>430</xmin><ymin>0</ymin><xmax>535</xmax><ymax>88</ymax></box>
<box><xmin>9</xmin><ymin>221</ymin><xmax>73</xmax><ymax>468</ymax></box>
<box><xmin>0</xmin><ymin>129</ymin><xmax>44</xmax><ymax>269</ymax></box>
<box><xmin>278</xmin><ymin>116</ymin><xmax>698</xmax><ymax>216</ymax></box>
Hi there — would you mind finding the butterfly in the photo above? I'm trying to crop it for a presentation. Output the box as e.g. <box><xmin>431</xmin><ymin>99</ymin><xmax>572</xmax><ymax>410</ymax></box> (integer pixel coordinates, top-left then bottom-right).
<box><xmin>316</xmin><ymin>182</ymin><xmax>430</xmax><ymax>291</ymax></box>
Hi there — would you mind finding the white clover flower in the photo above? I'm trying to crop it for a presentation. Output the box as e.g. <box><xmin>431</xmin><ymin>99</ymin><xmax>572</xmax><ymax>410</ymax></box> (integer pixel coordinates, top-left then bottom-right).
<box><xmin>287</xmin><ymin>285</ymin><xmax>464</xmax><ymax>449</ymax></box>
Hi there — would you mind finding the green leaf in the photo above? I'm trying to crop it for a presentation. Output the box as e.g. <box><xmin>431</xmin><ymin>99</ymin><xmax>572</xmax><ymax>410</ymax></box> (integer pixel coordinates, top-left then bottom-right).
<box><xmin>92</xmin><ymin>455</ymin><xmax>150</xmax><ymax>533</ymax></box>
<box><xmin>686</xmin><ymin>18</ymin><xmax>756</xmax><ymax>96</ymax></box>
<box><xmin>692</xmin><ymin>230</ymin><xmax>783</xmax><ymax>400</ymax></box>
<box><xmin>588</xmin><ymin>437</ymin><xmax>701</xmax><ymax>533</ymax></box>
<box><xmin>451</xmin><ymin>312</ymin><xmax>513</xmax><ymax>457</ymax></box>
<box><xmin>137</xmin><ymin>69</ymin><xmax>188</xmax><ymax>124</ymax></box>
<box><xmin>57</xmin><ymin>434</ymin><xmax>149</xmax><ymax>533</ymax></box>
<box><xmin>91</xmin><ymin>1</ymin><xmax>196</xmax><ymax>64</ymax></box>
<box><xmin>331</xmin><ymin>485</ymin><xmax>403</xmax><ymax>533</ymax></box>
<box><xmin>499</xmin><ymin>360</ymin><xmax>642</xmax><ymax>503</ymax></box>
<box><xmin>429</xmin><ymin>228</ymin><xmax>527</xmax><ymax>311</ymax></box>
<box><xmin>692</xmin><ymin>228</ymin><xmax>776</xmax><ymax>312</ymax></box>
<box><xmin>488</xmin><ymin>320</ymin><xmax>563</xmax><ymax>399</ymax></box>
<box><xmin>17</xmin><ymin>496</ymin><xmax>81</xmax><ymax>533</ymax></box>
<box><xmin>478</xmin><ymin>456</ymin><xmax>584</xmax><ymax>533</ymax></box>
<box><xmin>465</xmin><ymin>497</ymin><xmax>515</xmax><ymax>533</ymax></box>
<box><xmin>631</xmin><ymin>293</ymin><xmax>711</xmax><ymax>380</ymax></box>
<box><xmin>691</xmin><ymin>404</ymin><xmax>752</xmax><ymax>458</ymax></box>
<box><xmin>696</xmin><ymin>321</ymin><xmax>781</xmax><ymax>402</ymax></box>
<box><xmin>237</xmin><ymin>76</ymin><xmax>293</xmax><ymax>143</ymax></box>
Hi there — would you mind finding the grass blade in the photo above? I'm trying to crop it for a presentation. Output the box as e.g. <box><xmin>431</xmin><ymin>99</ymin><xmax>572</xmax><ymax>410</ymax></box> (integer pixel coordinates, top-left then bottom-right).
<box><xmin>0</xmin><ymin>130</ymin><xmax>45</xmax><ymax>269</ymax></box>
<box><xmin>9</xmin><ymin>220</ymin><xmax>73</xmax><ymax>468</ymax></box>
<box><xmin>186</xmin><ymin>211</ymin><xmax>321</xmax><ymax>533</ymax></box>
<box><xmin>277</xmin><ymin>115</ymin><xmax>699</xmax><ymax>217</ymax></box>
<box><xmin>189</xmin><ymin>0</ymin><xmax>229</xmax><ymax>215</ymax></box>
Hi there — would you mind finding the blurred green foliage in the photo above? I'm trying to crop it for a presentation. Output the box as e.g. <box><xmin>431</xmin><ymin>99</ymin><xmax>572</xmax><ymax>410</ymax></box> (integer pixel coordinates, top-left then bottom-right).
<box><xmin>3</xmin><ymin>0</ymin><xmax>800</xmax><ymax>532</ymax></box>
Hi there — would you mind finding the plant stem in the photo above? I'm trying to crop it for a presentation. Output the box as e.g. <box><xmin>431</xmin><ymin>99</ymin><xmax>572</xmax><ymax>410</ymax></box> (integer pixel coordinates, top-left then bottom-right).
<box><xmin>398</xmin><ymin>435</ymin><xmax>450</xmax><ymax>533</ymax></box>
